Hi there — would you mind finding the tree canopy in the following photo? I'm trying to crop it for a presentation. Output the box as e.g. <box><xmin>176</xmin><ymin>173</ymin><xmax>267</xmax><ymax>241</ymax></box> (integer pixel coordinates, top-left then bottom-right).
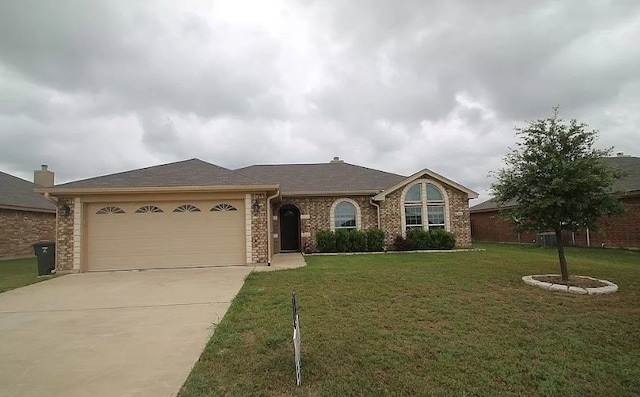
<box><xmin>491</xmin><ymin>107</ymin><xmax>624</xmax><ymax>280</ymax></box>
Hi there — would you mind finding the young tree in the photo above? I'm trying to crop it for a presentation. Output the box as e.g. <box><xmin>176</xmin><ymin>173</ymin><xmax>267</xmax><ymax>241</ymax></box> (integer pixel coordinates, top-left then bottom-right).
<box><xmin>492</xmin><ymin>107</ymin><xmax>624</xmax><ymax>280</ymax></box>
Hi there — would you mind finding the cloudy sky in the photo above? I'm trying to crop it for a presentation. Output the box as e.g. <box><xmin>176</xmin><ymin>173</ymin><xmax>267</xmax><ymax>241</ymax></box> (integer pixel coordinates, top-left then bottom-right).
<box><xmin>1</xmin><ymin>0</ymin><xmax>639</xmax><ymax>202</ymax></box>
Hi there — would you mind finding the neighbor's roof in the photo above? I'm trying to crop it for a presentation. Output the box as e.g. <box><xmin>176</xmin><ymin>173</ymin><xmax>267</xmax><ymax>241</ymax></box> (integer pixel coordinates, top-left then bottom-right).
<box><xmin>236</xmin><ymin>161</ymin><xmax>407</xmax><ymax>195</ymax></box>
<box><xmin>470</xmin><ymin>156</ymin><xmax>640</xmax><ymax>213</ymax></box>
<box><xmin>0</xmin><ymin>171</ymin><xmax>56</xmax><ymax>212</ymax></box>
<box><xmin>48</xmin><ymin>159</ymin><xmax>273</xmax><ymax>191</ymax></box>
<box><xmin>602</xmin><ymin>156</ymin><xmax>640</xmax><ymax>193</ymax></box>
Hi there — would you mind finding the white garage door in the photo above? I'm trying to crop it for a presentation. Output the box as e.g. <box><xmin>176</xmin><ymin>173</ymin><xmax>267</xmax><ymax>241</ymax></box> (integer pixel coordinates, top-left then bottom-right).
<box><xmin>86</xmin><ymin>200</ymin><xmax>245</xmax><ymax>271</ymax></box>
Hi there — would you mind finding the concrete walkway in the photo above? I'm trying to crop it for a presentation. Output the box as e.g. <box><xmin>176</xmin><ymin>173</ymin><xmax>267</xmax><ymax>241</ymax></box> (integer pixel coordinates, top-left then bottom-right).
<box><xmin>253</xmin><ymin>252</ymin><xmax>306</xmax><ymax>272</ymax></box>
<box><xmin>0</xmin><ymin>266</ymin><xmax>251</xmax><ymax>397</ymax></box>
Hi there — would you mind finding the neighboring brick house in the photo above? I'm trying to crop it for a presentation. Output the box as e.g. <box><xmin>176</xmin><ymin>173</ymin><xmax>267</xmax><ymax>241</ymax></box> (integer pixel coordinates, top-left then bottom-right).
<box><xmin>470</xmin><ymin>155</ymin><xmax>640</xmax><ymax>249</ymax></box>
<box><xmin>0</xmin><ymin>166</ymin><xmax>56</xmax><ymax>259</ymax></box>
<box><xmin>37</xmin><ymin>158</ymin><xmax>478</xmax><ymax>273</ymax></box>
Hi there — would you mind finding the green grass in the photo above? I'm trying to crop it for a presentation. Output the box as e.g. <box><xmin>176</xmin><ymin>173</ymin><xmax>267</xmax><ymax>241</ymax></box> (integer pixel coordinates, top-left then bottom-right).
<box><xmin>179</xmin><ymin>244</ymin><xmax>640</xmax><ymax>397</ymax></box>
<box><xmin>0</xmin><ymin>257</ymin><xmax>54</xmax><ymax>293</ymax></box>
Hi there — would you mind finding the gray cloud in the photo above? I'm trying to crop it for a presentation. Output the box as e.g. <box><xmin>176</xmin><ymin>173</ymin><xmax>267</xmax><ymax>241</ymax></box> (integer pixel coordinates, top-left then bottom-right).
<box><xmin>1</xmin><ymin>0</ymin><xmax>639</xmax><ymax>203</ymax></box>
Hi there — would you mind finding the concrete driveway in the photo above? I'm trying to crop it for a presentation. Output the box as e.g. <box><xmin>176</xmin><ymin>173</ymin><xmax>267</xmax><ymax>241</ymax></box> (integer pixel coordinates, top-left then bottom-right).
<box><xmin>0</xmin><ymin>266</ymin><xmax>252</xmax><ymax>397</ymax></box>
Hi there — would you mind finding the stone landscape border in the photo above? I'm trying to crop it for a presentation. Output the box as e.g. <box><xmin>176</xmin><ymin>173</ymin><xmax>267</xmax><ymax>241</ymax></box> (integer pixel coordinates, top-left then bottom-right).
<box><xmin>522</xmin><ymin>275</ymin><xmax>618</xmax><ymax>295</ymax></box>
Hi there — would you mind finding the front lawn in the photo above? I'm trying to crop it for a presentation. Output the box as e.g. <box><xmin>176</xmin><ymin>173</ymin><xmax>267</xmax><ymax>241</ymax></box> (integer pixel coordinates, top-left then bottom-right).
<box><xmin>0</xmin><ymin>257</ymin><xmax>54</xmax><ymax>293</ymax></box>
<box><xmin>180</xmin><ymin>244</ymin><xmax>640</xmax><ymax>397</ymax></box>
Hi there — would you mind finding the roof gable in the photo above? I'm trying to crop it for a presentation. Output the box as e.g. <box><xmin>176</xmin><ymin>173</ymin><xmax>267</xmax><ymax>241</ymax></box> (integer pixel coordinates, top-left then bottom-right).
<box><xmin>53</xmin><ymin>159</ymin><xmax>269</xmax><ymax>190</ymax></box>
<box><xmin>373</xmin><ymin>168</ymin><xmax>479</xmax><ymax>201</ymax></box>
<box><xmin>237</xmin><ymin>162</ymin><xmax>407</xmax><ymax>194</ymax></box>
<box><xmin>0</xmin><ymin>171</ymin><xmax>56</xmax><ymax>212</ymax></box>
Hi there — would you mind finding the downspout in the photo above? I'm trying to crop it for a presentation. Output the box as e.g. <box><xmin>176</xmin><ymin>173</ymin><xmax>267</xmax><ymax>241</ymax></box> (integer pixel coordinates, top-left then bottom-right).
<box><xmin>369</xmin><ymin>199</ymin><xmax>381</xmax><ymax>228</ymax></box>
<box><xmin>266</xmin><ymin>190</ymin><xmax>280</xmax><ymax>266</ymax></box>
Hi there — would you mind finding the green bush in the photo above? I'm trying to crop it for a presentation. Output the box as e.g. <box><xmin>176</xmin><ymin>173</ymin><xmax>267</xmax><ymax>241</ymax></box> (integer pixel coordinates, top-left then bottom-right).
<box><xmin>406</xmin><ymin>228</ymin><xmax>431</xmax><ymax>250</ymax></box>
<box><xmin>349</xmin><ymin>230</ymin><xmax>367</xmax><ymax>252</ymax></box>
<box><xmin>428</xmin><ymin>228</ymin><xmax>456</xmax><ymax>249</ymax></box>
<box><xmin>316</xmin><ymin>230</ymin><xmax>336</xmax><ymax>252</ymax></box>
<box><xmin>399</xmin><ymin>228</ymin><xmax>456</xmax><ymax>250</ymax></box>
<box><xmin>392</xmin><ymin>235</ymin><xmax>412</xmax><ymax>251</ymax></box>
<box><xmin>366</xmin><ymin>228</ymin><xmax>386</xmax><ymax>251</ymax></box>
<box><xmin>335</xmin><ymin>229</ymin><xmax>350</xmax><ymax>252</ymax></box>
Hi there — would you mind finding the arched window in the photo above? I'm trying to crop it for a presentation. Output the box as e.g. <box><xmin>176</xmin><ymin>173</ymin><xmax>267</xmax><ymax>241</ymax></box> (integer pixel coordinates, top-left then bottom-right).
<box><xmin>330</xmin><ymin>199</ymin><xmax>361</xmax><ymax>231</ymax></box>
<box><xmin>401</xmin><ymin>181</ymin><xmax>448</xmax><ymax>234</ymax></box>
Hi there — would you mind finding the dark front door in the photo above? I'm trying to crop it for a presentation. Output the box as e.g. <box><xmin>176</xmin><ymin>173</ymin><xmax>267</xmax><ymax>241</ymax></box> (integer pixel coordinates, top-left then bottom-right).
<box><xmin>280</xmin><ymin>206</ymin><xmax>300</xmax><ymax>251</ymax></box>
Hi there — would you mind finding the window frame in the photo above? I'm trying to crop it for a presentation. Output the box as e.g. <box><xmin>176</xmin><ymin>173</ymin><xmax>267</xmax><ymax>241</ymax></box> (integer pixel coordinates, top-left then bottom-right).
<box><xmin>400</xmin><ymin>180</ymin><xmax>449</xmax><ymax>235</ymax></box>
<box><xmin>330</xmin><ymin>198</ymin><xmax>362</xmax><ymax>231</ymax></box>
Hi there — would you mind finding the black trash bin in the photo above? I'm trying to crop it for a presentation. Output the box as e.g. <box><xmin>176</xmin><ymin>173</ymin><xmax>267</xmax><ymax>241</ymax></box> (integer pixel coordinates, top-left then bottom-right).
<box><xmin>33</xmin><ymin>241</ymin><xmax>55</xmax><ymax>276</ymax></box>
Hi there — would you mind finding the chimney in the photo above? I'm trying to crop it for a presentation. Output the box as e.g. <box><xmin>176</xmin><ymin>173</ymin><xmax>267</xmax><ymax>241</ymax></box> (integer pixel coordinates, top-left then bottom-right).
<box><xmin>34</xmin><ymin>164</ymin><xmax>55</xmax><ymax>187</ymax></box>
<box><xmin>330</xmin><ymin>156</ymin><xmax>344</xmax><ymax>163</ymax></box>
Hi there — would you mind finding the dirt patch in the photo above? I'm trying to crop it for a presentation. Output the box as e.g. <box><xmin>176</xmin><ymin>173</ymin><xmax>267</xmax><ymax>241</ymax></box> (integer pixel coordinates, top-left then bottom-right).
<box><xmin>532</xmin><ymin>275</ymin><xmax>607</xmax><ymax>288</ymax></box>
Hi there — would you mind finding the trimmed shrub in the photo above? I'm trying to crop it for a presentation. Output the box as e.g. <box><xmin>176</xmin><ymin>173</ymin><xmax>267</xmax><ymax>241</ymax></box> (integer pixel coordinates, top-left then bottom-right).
<box><xmin>316</xmin><ymin>230</ymin><xmax>336</xmax><ymax>252</ymax></box>
<box><xmin>366</xmin><ymin>228</ymin><xmax>386</xmax><ymax>252</ymax></box>
<box><xmin>349</xmin><ymin>230</ymin><xmax>367</xmax><ymax>252</ymax></box>
<box><xmin>335</xmin><ymin>229</ymin><xmax>350</xmax><ymax>252</ymax></box>
<box><xmin>392</xmin><ymin>235</ymin><xmax>412</xmax><ymax>251</ymax></box>
<box><xmin>406</xmin><ymin>228</ymin><xmax>432</xmax><ymax>250</ymax></box>
<box><xmin>428</xmin><ymin>229</ymin><xmax>456</xmax><ymax>250</ymax></box>
<box><xmin>395</xmin><ymin>229</ymin><xmax>457</xmax><ymax>250</ymax></box>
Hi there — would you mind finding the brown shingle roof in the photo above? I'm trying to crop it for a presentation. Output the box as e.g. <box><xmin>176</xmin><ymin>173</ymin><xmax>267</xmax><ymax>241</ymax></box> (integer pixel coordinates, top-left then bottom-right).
<box><xmin>236</xmin><ymin>162</ymin><xmax>407</xmax><ymax>194</ymax></box>
<box><xmin>0</xmin><ymin>171</ymin><xmax>56</xmax><ymax>212</ymax></box>
<box><xmin>602</xmin><ymin>156</ymin><xmax>640</xmax><ymax>193</ymax></box>
<box><xmin>54</xmin><ymin>159</ymin><xmax>269</xmax><ymax>189</ymax></box>
<box><xmin>470</xmin><ymin>156</ymin><xmax>640</xmax><ymax>213</ymax></box>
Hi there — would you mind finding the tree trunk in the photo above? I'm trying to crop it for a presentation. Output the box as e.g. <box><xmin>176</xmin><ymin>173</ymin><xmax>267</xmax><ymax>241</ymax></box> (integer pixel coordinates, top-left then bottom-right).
<box><xmin>555</xmin><ymin>228</ymin><xmax>569</xmax><ymax>281</ymax></box>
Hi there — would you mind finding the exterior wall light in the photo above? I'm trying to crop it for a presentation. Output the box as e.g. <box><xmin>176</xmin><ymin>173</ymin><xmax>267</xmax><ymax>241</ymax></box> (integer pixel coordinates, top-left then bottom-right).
<box><xmin>59</xmin><ymin>203</ymin><xmax>71</xmax><ymax>217</ymax></box>
<box><xmin>252</xmin><ymin>198</ymin><xmax>261</xmax><ymax>214</ymax></box>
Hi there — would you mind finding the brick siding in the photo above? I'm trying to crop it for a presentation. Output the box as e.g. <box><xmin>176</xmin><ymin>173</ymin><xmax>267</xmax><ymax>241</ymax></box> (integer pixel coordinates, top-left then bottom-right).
<box><xmin>379</xmin><ymin>186</ymin><xmax>473</xmax><ymax>249</ymax></box>
<box><xmin>470</xmin><ymin>196</ymin><xmax>640</xmax><ymax>249</ymax></box>
<box><xmin>55</xmin><ymin>197</ymin><xmax>74</xmax><ymax>271</ymax></box>
<box><xmin>251</xmin><ymin>193</ymin><xmax>268</xmax><ymax>263</ymax></box>
<box><xmin>0</xmin><ymin>208</ymin><xmax>56</xmax><ymax>259</ymax></box>
<box><xmin>272</xmin><ymin>196</ymin><xmax>378</xmax><ymax>253</ymax></box>
<box><xmin>272</xmin><ymin>184</ymin><xmax>473</xmax><ymax>253</ymax></box>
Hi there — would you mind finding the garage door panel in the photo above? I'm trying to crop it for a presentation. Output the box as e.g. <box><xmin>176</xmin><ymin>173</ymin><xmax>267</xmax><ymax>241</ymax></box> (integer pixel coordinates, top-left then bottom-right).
<box><xmin>87</xmin><ymin>200</ymin><xmax>246</xmax><ymax>271</ymax></box>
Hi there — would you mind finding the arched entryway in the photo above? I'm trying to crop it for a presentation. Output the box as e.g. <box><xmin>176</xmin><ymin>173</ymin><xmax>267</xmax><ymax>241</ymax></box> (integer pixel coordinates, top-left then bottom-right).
<box><xmin>279</xmin><ymin>205</ymin><xmax>300</xmax><ymax>251</ymax></box>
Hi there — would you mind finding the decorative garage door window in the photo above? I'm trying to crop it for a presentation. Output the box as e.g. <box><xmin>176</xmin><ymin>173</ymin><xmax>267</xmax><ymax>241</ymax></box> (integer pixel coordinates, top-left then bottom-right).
<box><xmin>173</xmin><ymin>204</ymin><xmax>201</xmax><ymax>212</ymax></box>
<box><xmin>135</xmin><ymin>205</ymin><xmax>164</xmax><ymax>213</ymax></box>
<box><xmin>211</xmin><ymin>203</ymin><xmax>237</xmax><ymax>211</ymax></box>
<box><xmin>96</xmin><ymin>206</ymin><xmax>125</xmax><ymax>214</ymax></box>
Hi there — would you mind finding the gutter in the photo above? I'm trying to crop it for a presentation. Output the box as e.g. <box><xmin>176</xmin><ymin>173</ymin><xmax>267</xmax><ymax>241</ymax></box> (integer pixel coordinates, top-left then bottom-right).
<box><xmin>35</xmin><ymin>184</ymin><xmax>280</xmax><ymax>195</ymax></box>
<box><xmin>282</xmin><ymin>190</ymin><xmax>381</xmax><ymax>197</ymax></box>
<box><xmin>266</xmin><ymin>190</ymin><xmax>281</xmax><ymax>266</ymax></box>
<box><xmin>43</xmin><ymin>192</ymin><xmax>58</xmax><ymax>207</ymax></box>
